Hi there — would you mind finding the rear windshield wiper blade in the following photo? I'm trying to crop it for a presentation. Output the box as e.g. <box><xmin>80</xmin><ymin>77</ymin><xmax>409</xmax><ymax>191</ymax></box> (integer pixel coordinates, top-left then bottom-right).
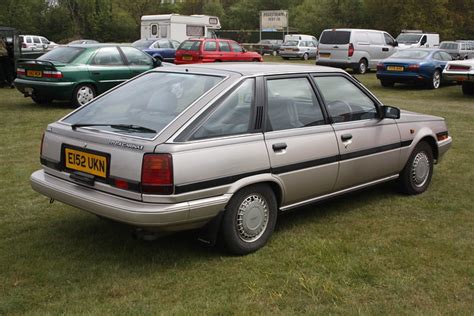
<box><xmin>71</xmin><ymin>123</ymin><xmax>156</xmax><ymax>133</ymax></box>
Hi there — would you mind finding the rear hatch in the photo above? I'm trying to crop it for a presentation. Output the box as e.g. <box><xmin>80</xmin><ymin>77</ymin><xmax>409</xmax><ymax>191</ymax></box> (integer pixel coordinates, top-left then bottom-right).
<box><xmin>318</xmin><ymin>30</ymin><xmax>351</xmax><ymax>61</ymax></box>
<box><xmin>40</xmin><ymin>70</ymin><xmax>224</xmax><ymax>201</ymax></box>
<box><xmin>279</xmin><ymin>40</ymin><xmax>300</xmax><ymax>54</ymax></box>
<box><xmin>175</xmin><ymin>40</ymin><xmax>202</xmax><ymax>63</ymax></box>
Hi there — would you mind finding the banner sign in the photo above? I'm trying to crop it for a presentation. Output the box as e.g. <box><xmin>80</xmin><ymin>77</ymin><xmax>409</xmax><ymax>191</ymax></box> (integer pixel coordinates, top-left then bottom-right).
<box><xmin>260</xmin><ymin>10</ymin><xmax>288</xmax><ymax>31</ymax></box>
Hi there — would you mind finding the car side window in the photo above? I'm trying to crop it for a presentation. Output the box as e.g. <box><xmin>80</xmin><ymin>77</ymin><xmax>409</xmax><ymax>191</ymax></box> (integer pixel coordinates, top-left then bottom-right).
<box><xmin>171</xmin><ymin>40</ymin><xmax>180</xmax><ymax>49</ymax></box>
<box><xmin>433</xmin><ymin>52</ymin><xmax>443</xmax><ymax>61</ymax></box>
<box><xmin>440</xmin><ymin>51</ymin><xmax>452</xmax><ymax>61</ymax></box>
<box><xmin>204</xmin><ymin>41</ymin><xmax>217</xmax><ymax>51</ymax></box>
<box><xmin>40</xmin><ymin>37</ymin><xmax>50</xmax><ymax>44</ymax></box>
<box><xmin>266</xmin><ymin>77</ymin><xmax>325</xmax><ymax>131</ymax></box>
<box><xmin>26</xmin><ymin>37</ymin><xmax>32</xmax><ymax>44</ymax></box>
<box><xmin>218</xmin><ymin>41</ymin><xmax>231</xmax><ymax>52</ymax></box>
<box><xmin>120</xmin><ymin>47</ymin><xmax>153</xmax><ymax>66</ymax></box>
<box><xmin>230</xmin><ymin>42</ymin><xmax>243</xmax><ymax>52</ymax></box>
<box><xmin>91</xmin><ymin>47</ymin><xmax>124</xmax><ymax>65</ymax></box>
<box><xmin>153</xmin><ymin>41</ymin><xmax>160</xmax><ymax>48</ymax></box>
<box><xmin>191</xmin><ymin>79</ymin><xmax>255</xmax><ymax>140</ymax></box>
<box><xmin>33</xmin><ymin>37</ymin><xmax>40</xmax><ymax>44</ymax></box>
<box><xmin>384</xmin><ymin>33</ymin><xmax>395</xmax><ymax>46</ymax></box>
<box><xmin>313</xmin><ymin>76</ymin><xmax>378</xmax><ymax>123</ymax></box>
<box><xmin>159</xmin><ymin>40</ymin><xmax>170</xmax><ymax>48</ymax></box>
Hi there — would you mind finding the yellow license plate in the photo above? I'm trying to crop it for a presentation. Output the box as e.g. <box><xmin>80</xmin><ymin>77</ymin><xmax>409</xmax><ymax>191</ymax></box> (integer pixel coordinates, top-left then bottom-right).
<box><xmin>26</xmin><ymin>70</ymin><xmax>42</xmax><ymax>77</ymax></box>
<box><xmin>319</xmin><ymin>53</ymin><xmax>330</xmax><ymax>58</ymax></box>
<box><xmin>182</xmin><ymin>56</ymin><xmax>192</xmax><ymax>61</ymax></box>
<box><xmin>64</xmin><ymin>148</ymin><xmax>107</xmax><ymax>178</ymax></box>
<box><xmin>387</xmin><ymin>66</ymin><xmax>404</xmax><ymax>71</ymax></box>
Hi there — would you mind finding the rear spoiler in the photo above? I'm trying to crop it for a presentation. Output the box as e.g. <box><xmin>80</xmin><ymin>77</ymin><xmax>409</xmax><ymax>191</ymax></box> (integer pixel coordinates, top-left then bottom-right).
<box><xmin>17</xmin><ymin>59</ymin><xmax>60</xmax><ymax>70</ymax></box>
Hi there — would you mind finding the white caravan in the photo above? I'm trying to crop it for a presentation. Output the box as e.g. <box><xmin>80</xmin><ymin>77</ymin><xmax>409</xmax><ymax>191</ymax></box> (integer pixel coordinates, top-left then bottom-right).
<box><xmin>140</xmin><ymin>14</ymin><xmax>221</xmax><ymax>42</ymax></box>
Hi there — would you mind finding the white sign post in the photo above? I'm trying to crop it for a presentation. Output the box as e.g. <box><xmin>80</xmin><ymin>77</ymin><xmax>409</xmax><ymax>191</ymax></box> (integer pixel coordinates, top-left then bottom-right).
<box><xmin>260</xmin><ymin>10</ymin><xmax>288</xmax><ymax>42</ymax></box>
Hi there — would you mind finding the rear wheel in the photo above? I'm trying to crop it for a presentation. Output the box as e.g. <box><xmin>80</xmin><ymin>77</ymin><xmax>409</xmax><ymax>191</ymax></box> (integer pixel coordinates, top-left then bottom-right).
<box><xmin>220</xmin><ymin>184</ymin><xmax>277</xmax><ymax>255</ymax></box>
<box><xmin>354</xmin><ymin>59</ymin><xmax>368</xmax><ymax>74</ymax></box>
<box><xmin>380</xmin><ymin>80</ymin><xmax>395</xmax><ymax>87</ymax></box>
<box><xmin>398</xmin><ymin>141</ymin><xmax>434</xmax><ymax>195</ymax></box>
<box><xmin>72</xmin><ymin>84</ymin><xmax>96</xmax><ymax>108</ymax></box>
<box><xmin>428</xmin><ymin>69</ymin><xmax>441</xmax><ymax>89</ymax></box>
<box><xmin>282</xmin><ymin>57</ymin><xmax>289</xmax><ymax>60</ymax></box>
<box><xmin>31</xmin><ymin>95</ymin><xmax>52</xmax><ymax>105</ymax></box>
<box><xmin>302</xmin><ymin>53</ymin><xmax>309</xmax><ymax>61</ymax></box>
<box><xmin>461</xmin><ymin>82</ymin><xmax>474</xmax><ymax>95</ymax></box>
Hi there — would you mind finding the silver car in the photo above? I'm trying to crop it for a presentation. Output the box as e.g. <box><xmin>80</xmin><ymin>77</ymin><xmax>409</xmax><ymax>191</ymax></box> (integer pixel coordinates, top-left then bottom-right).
<box><xmin>30</xmin><ymin>63</ymin><xmax>452</xmax><ymax>255</ymax></box>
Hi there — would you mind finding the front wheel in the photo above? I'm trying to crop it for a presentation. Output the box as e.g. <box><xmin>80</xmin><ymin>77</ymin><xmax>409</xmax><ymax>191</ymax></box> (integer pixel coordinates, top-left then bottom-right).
<box><xmin>398</xmin><ymin>141</ymin><xmax>434</xmax><ymax>195</ymax></box>
<box><xmin>220</xmin><ymin>184</ymin><xmax>277</xmax><ymax>255</ymax></box>
<box><xmin>72</xmin><ymin>84</ymin><xmax>96</xmax><ymax>108</ymax></box>
<box><xmin>428</xmin><ymin>69</ymin><xmax>441</xmax><ymax>89</ymax></box>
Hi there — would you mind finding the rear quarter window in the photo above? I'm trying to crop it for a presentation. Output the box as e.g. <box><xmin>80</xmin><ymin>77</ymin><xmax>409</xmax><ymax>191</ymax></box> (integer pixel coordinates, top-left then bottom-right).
<box><xmin>320</xmin><ymin>31</ymin><xmax>351</xmax><ymax>44</ymax></box>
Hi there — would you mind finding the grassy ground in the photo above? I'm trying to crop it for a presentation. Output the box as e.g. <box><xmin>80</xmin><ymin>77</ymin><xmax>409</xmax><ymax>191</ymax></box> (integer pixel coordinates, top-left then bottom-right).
<box><xmin>0</xmin><ymin>60</ymin><xmax>473</xmax><ymax>314</ymax></box>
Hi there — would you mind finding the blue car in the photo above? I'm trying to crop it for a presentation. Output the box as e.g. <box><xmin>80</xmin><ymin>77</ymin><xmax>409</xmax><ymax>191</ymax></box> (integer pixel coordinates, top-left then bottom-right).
<box><xmin>132</xmin><ymin>38</ymin><xmax>180</xmax><ymax>63</ymax></box>
<box><xmin>376</xmin><ymin>49</ymin><xmax>453</xmax><ymax>89</ymax></box>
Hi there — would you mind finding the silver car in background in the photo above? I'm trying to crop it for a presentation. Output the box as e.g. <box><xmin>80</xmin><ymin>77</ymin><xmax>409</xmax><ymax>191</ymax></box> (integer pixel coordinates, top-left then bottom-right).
<box><xmin>279</xmin><ymin>35</ymin><xmax>318</xmax><ymax>60</ymax></box>
<box><xmin>30</xmin><ymin>63</ymin><xmax>452</xmax><ymax>255</ymax></box>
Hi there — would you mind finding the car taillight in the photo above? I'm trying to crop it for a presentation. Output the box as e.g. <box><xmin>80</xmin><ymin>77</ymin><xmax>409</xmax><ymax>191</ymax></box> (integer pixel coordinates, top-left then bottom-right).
<box><xmin>437</xmin><ymin>132</ymin><xmax>449</xmax><ymax>141</ymax></box>
<box><xmin>292</xmin><ymin>48</ymin><xmax>299</xmax><ymax>52</ymax></box>
<box><xmin>17</xmin><ymin>68</ymin><xmax>26</xmax><ymax>76</ymax></box>
<box><xmin>348</xmin><ymin>43</ymin><xmax>354</xmax><ymax>57</ymax></box>
<box><xmin>43</xmin><ymin>70</ymin><xmax>63</xmax><ymax>79</ymax></box>
<box><xmin>376</xmin><ymin>63</ymin><xmax>385</xmax><ymax>71</ymax></box>
<box><xmin>40</xmin><ymin>132</ymin><xmax>45</xmax><ymax>156</ymax></box>
<box><xmin>448</xmin><ymin>65</ymin><xmax>470</xmax><ymax>71</ymax></box>
<box><xmin>407</xmin><ymin>64</ymin><xmax>420</xmax><ymax>71</ymax></box>
<box><xmin>22</xmin><ymin>43</ymin><xmax>27</xmax><ymax>48</ymax></box>
<box><xmin>141</xmin><ymin>154</ymin><xmax>173</xmax><ymax>195</ymax></box>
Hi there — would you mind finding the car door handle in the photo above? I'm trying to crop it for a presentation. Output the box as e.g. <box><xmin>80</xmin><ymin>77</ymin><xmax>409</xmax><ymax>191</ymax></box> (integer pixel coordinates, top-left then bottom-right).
<box><xmin>272</xmin><ymin>143</ymin><xmax>287</xmax><ymax>151</ymax></box>
<box><xmin>341</xmin><ymin>134</ymin><xmax>352</xmax><ymax>141</ymax></box>
<box><xmin>382</xmin><ymin>47</ymin><xmax>389</xmax><ymax>52</ymax></box>
<box><xmin>333</xmin><ymin>45</ymin><xmax>339</xmax><ymax>48</ymax></box>
<box><xmin>92</xmin><ymin>72</ymin><xmax>101</xmax><ymax>75</ymax></box>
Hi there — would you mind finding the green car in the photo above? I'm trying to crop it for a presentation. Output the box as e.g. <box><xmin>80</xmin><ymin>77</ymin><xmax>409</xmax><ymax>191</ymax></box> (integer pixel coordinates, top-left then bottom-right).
<box><xmin>14</xmin><ymin>44</ymin><xmax>159</xmax><ymax>107</ymax></box>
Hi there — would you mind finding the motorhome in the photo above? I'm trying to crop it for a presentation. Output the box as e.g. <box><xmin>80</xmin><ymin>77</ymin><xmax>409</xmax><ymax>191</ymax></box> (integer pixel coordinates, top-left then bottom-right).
<box><xmin>140</xmin><ymin>14</ymin><xmax>221</xmax><ymax>42</ymax></box>
<box><xmin>396</xmin><ymin>30</ymin><xmax>439</xmax><ymax>49</ymax></box>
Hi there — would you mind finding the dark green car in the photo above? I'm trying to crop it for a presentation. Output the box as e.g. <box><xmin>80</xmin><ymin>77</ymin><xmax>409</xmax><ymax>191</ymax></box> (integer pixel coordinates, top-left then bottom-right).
<box><xmin>14</xmin><ymin>44</ymin><xmax>159</xmax><ymax>107</ymax></box>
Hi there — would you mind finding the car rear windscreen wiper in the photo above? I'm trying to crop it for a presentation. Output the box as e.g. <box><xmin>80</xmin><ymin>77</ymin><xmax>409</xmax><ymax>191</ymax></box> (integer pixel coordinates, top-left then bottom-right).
<box><xmin>71</xmin><ymin>123</ymin><xmax>156</xmax><ymax>133</ymax></box>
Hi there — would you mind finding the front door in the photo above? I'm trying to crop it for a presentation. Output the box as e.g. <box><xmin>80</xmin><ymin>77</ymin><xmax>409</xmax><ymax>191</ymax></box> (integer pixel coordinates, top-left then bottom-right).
<box><xmin>263</xmin><ymin>75</ymin><xmax>339</xmax><ymax>207</ymax></box>
<box><xmin>313</xmin><ymin>74</ymin><xmax>401</xmax><ymax>191</ymax></box>
<box><xmin>88</xmin><ymin>47</ymin><xmax>131</xmax><ymax>93</ymax></box>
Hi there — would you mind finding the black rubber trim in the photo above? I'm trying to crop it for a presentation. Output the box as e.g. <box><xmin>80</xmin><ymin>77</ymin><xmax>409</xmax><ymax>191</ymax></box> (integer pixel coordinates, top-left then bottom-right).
<box><xmin>272</xmin><ymin>155</ymin><xmax>339</xmax><ymax>174</ymax></box>
<box><xmin>40</xmin><ymin>156</ymin><xmax>62</xmax><ymax>170</ymax></box>
<box><xmin>340</xmin><ymin>141</ymin><xmax>410</xmax><ymax>161</ymax></box>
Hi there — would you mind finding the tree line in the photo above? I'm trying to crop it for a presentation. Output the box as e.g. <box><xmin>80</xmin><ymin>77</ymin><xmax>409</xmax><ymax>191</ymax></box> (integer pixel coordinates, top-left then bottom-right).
<box><xmin>0</xmin><ymin>0</ymin><xmax>473</xmax><ymax>43</ymax></box>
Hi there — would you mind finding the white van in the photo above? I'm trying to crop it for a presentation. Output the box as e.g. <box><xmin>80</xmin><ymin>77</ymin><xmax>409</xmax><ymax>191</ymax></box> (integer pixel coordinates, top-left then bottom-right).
<box><xmin>316</xmin><ymin>28</ymin><xmax>398</xmax><ymax>74</ymax></box>
<box><xmin>141</xmin><ymin>14</ymin><xmax>221</xmax><ymax>42</ymax></box>
<box><xmin>396</xmin><ymin>30</ymin><xmax>439</xmax><ymax>49</ymax></box>
<box><xmin>279</xmin><ymin>34</ymin><xmax>318</xmax><ymax>60</ymax></box>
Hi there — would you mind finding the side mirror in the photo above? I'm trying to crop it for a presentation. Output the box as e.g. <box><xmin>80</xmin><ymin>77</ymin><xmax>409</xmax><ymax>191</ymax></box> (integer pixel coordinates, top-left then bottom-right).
<box><xmin>381</xmin><ymin>105</ymin><xmax>400</xmax><ymax>119</ymax></box>
<box><xmin>242</xmin><ymin>48</ymin><xmax>247</xmax><ymax>53</ymax></box>
<box><xmin>393</xmin><ymin>40</ymin><xmax>398</xmax><ymax>47</ymax></box>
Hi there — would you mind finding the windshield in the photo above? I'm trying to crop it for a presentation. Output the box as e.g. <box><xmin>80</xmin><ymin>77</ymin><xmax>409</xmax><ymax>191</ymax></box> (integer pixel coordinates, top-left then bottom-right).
<box><xmin>132</xmin><ymin>39</ymin><xmax>155</xmax><ymax>49</ymax></box>
<box><xmin>282</xmin><ymin>41</ymin><xmax>298</xmax><ymax>46</ymax></box>
<box><xmin>62</xmin><ymin>72</ymin><xmax>223</xmax><ymax>138</ymax></box>
<box><xmin>39</xmin><ymin>47</ymin><xmax>85</xmax><ymax>63</ymax></box>
<box><xmin>390</xmin><ymin>50</ymin><xmax>430</xmax><ymax>59</ymax></box>
<box><xmin>396</xmin><ymin>34</ymin><xmax>422</xmax><ymax>44</ymax></box>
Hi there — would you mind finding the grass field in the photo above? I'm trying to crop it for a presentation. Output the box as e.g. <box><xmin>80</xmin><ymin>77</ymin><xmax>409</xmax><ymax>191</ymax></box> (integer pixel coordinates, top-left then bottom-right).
<box><xmin>0</xmin><ymin>60</ymin><xmax>473</xmax><ymax>314</ymax></box>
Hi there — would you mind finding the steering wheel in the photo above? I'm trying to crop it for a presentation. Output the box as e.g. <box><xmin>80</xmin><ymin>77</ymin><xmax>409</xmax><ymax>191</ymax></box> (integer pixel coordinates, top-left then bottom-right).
<box><xmin>327</xmin><ymin>100</ymin><xmax>352</xmax><ymax>123</ymax></box>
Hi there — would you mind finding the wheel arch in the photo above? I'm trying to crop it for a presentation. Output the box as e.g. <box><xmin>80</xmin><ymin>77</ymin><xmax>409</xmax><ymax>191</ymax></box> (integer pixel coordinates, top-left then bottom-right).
<box><xmin>418</xmin><ymin>135</ymin><xmax>439</xmax><ymax>162</ymax></box>
<box><xmin>226</xmin><ymin>175</ymin><xmax>285</xmax><ymax>208</ymax></box>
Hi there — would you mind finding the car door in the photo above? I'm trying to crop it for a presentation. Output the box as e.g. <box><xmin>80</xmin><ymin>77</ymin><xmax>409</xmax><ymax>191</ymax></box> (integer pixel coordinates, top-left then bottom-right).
<box><xmin>119</xmin><ymin>46</ymin><xmax>154</xmax><ymax>78</ymax></box>
<box><xmin>230</xmin><ymin>41</ymin><xmax>247</xmax><ymax>61</ymax></box>
<box><xmin>367</xmin><ymin>32</ymin><xmax>388</xmax><ymax>67</ymax></box>
<box><xmin>263</xmin><ymin>75</ymin><xmax>339</xmax><ymax>207</ymax></box>
<box><xmin>217</xmin><ymin>41</ymin><xmax>233</xmax><ymax>62</ymax></box>
<box><xmin>87</xmin><ymin>46</ymin><xmax>132</xmax><ymax>93</ymax></box>
<box><xmin>313</xmin><ymin>74</ymin><xmax>402</xmax><ymax>191</ymax></box>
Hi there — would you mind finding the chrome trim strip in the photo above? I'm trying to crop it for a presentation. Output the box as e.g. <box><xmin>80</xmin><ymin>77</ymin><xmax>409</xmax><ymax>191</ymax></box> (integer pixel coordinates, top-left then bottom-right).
<box><xmin>280</xmin><ymin>175</ymin><xmax>399</xmax><ymax>211</ymax></box>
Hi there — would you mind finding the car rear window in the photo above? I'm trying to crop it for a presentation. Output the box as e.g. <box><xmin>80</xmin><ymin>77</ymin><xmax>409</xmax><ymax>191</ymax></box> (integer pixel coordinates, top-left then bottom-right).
<box><xmin>39</xmin><ymin>47</ymin><xmax>85</xmax><ymax>63</ymax></box>
<box><xmin>396</xmin><ymin>34</ymin><xmax>422</xmax><ymax>44</ymax></box>
<box><xmin>319</xmin><ymin>31</ymin><xmax>351</xmax><ymax>44</ymax></box>
<box><xmin>178</xmin><ymin>40</ymin><xmax>201</xmax><ymax>51</ymax></box>
<box><xmin>282</xmin><ymin>41</ymin><xmax>298</xmax><ymax>46</ymax></box>
<box><xmin>390</xmin><ymin>50</ymin><xmax>430</xmax><ymax>59</ymax></box>
<box><xmin>62</xmin><ymin>72</ymin><xmax>223</xmax><ymax>138</ymax></box>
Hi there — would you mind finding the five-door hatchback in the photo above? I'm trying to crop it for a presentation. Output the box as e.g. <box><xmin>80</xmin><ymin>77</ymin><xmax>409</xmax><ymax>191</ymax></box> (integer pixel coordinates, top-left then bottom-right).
<box><xmin>14</xmin><ymin>44</ymin><xmax>158</xmax><ymax>107</ymax></box>
<box><xmin>175</xmin><ymin>38</ymin><xmax>263</xmax><ymax>64</ymax></box>
<box><xmin>30</xmin><ymin>63</ymin><xmax>452</xmax><ymax>255</ymax></box>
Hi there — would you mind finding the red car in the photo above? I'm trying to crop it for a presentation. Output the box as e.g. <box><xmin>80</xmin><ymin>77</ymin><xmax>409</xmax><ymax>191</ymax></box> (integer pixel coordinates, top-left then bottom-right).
<box><xmin>175</xmin><ymin>38</ymin><xmax>263</xmax><ymax>64</ymax></box>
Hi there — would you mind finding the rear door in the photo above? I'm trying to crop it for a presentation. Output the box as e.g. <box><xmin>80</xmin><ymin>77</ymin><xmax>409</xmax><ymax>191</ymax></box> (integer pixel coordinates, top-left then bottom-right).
<box><xmin>318</xmin><ymin>30</ymin><xmax>351</xmax><ymax>62</ymax></box>
<box><xmin>217</xmin><ymin>41</ymin><xmax>233</xmax><ymax>61</ymax></box>
<box><xmin>263</xmin><ymin>75</ymin><xmax>339</xmax><ymax>207</ymax></box>
<box><xmin>87</xmin><ymin>46</ymin><xmax>131</xmax><ymax>93</ymax></box>
<box><xmin>313</xmin><ymin>74</ymin><xmax>401</xmax><ymax>190</ymax></box>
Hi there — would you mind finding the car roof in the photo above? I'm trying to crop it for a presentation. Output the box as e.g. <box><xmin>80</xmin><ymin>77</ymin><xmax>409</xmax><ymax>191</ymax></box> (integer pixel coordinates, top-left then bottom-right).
<box><xmin>169</xmin><ymin>62</ymin><xmax>345</xmax><ymax>76</ymax></box>
<box><xmin>65</xmin><ymin>43</ymin><xmax>132</xmax><ymax>48</ymax></box>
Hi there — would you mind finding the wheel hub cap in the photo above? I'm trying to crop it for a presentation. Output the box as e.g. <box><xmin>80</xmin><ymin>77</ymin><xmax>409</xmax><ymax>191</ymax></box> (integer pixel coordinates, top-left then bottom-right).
<box><xmin>433</xmin><ymin>72</ymin><xmax>440</xmax><ymax>88</ymax></box>
<box><xmin>236</xmin><ymin>194</ymin><xmax>269</xmax><ymax>243</ymax></box>
<box><xmin>411</xmin><ymin>152</ymin><xmax>430</xmax><ymax>187</ymax></box>
<box><xmin>77</xmin><ymin>87</ymin><xmax>94</xmax><ymax>105</ymax></box>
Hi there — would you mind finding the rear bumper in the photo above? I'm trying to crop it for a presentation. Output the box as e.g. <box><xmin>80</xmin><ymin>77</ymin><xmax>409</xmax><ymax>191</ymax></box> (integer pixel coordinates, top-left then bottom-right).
<box><xmin>30</xmin><ymin>170</ymin><xmax>230</xmax><ymax>231</ymax></box>
<box><xmin>442</xmin><ymin>72</ymin><xmax>473</xmax><ymax>83</ymax></box>
<box><xmin>14</xmin><ymin>78</ymin><xmax>75</xmax><ymax>100</ymax></box>
<box><xmin>376</xmin><ymin>71</ymin><xmax>430</xmax><ymax>83</ymax></box>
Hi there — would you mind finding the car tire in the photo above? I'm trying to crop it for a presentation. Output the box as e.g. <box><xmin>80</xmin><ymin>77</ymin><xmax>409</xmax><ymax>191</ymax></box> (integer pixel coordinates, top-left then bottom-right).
<box><xmin>72</xmin><ymin>84</ymin><xmax>96</xmax><ymax>108</ymax></box>
<box><xmin>461</xmin><ymin>82</ymin><xmax>474</xmax><ymax>95</ymax></box>
<box><xmin>272</xmin><ymin>50</ymin><xmax>278</xmax><ymax>56</ymax></box>
<box><xmin>354</xmin><ymin>59</ymin><xmax>368</xmax><ymax>74</ymax></box>
<box><xmin>428</xmin><ymin>69</ymin><xmax>441</xmax><ymax>89</ymax></box>
<box><xmin>220</xmin><ymin>184</ymin><xmax>277</xmax><ymax>255</ymax></box>
<box><xmin>380</xmin><ymin>80</ymin><xmax>395</xmax><ymax>87</ymax></box>
<box><xmin>282</xmin><ymin>57</ymin><xmax>289</xmax><ymax>60</ymax></box>
<box><xmin>398</xmin><ymin>141</ymin><xmax>434</xmax><ymax>195</ymax></box>
<box><xmin>31</xmin><ymin>95</ymin><xmax>52</xmax><ymax>105</ymax></box>
<box><xmin>302</xmin><ymin>53</ymin><xmax>309</xmax><ymax>61</ymax></box>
